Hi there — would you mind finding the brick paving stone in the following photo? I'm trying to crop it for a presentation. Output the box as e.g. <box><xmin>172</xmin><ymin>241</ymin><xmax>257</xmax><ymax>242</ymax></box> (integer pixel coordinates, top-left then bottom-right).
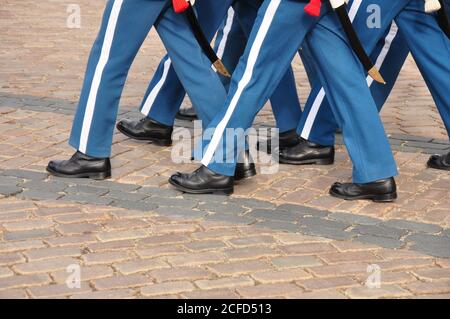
<box><xmin>208</xmin><ymin>260</ymin><xmax>273</xmax><ymax>276</ymax></box>
<box><xmin>404</xmin><ymin>280</ymin><xmax>450</xmax><ymax>295</ymax></box>
<box><xmin>298</xmin><ymin>277</ymin><xmax>359</xmax><ymax>291</ymax></box>
<box><xmin>352</xmin><ymin>225</ymin><xmax>408</xmax><ymax>240</ymax></box>
<box><xmin>355</xmin><ymin>235</ymin><xmax>405</xmax><ymax>249</ymax></box>
<box><xmin>167</xmin><ymin>252</ymin><xmax>227</xmax><ymax>267</ymax></box>
<box><xmin>51</xmin><ymin>265</ymin><xmax>115</xmax><ymax>284</ymax></box>
<box><xmin>83</xmin><ymin>251</ymin><xmax>131</xmax><ymax>266</ymax></box>
<box><xmin>286</xmin><ymin>290</ymin><xmax>347</xmax><ymax>299</ymax></box>
<box><xmin>71</xmin><ymin>289</ymin><xmax>137</xmax><ymax>299</ymax></box>
<box><xmin>195</xmin><ymin>276</ymin><xmax>255</xmax><ymax>290</ymax></box>
<box><xmin>24</xmin><ymin>247</ymin><xmax>82</xmax><ymax>261</ymax></box>
<box><xmin>319</xmin><ymin>251</ymin><xmax>381</xmax><ymax>264</ymax></box>
<box><xmin>93</xmin><ymin>274</ymin><xmax>152</xmax><ymax>291</ymax></box>
<box><xmin>138</xmin><ymin>234</ymin><xmax>190</xmax><ymax>247</ymax></box>
<box><xmin>411</xmin><ymin>268</ymin><xmax>450</xmax><ymax>281</ymax></box>
<box><xmin>345</xmin><ymin>285</ymin><xmax>412</xmax><ymax>299</ymax></box>
<box><xmin>56</xmin><ymin>222</ymin><xmax>103</xmax><ymax>236</ymax></box>
<box><xmin>96</xmin><ymin>230</ymin><xmax>149</xmax><ymax>242</ymax></box>
<box><xmin>381</xmin><ymin>219</ymin><xmax>442</xmax><ymax>234</ymax></box>
<box><xmin>0</xmin><ymin>267</ymin><xmax>14</xmax><ymax>279</ymax></box>
<box><xmin>280</xmin><ymin>243</ymin><xmax>338</xmax><ymax>255</ymax></box>
<box><xmin>0</xmin><ymin>252</ymin><xmax>26</xmax><ymax>266</ymax></box>
<box><xmin>228</xmin><ymin>236</ymin><xmax>275</xmax><ymax>247</ymax></box>
<box><xmin>45</xmin><ymin>234</ymin><xmax>98</xmax><ymax>247</ymax></box>
<box><xmin>407</xmin><ymin>234</ymin><xmax>450</xmax><ymax>258</ymax></box>
<box><xmin>28</xmin><ymin>283</ymin><xmax>93</xmax><ymax>299</ymax></box>
<box><xmin>114</xmin><ymin>258</ymin><xmax>170</xmax><ymax>275</ymax></box>
<box><xmin>256</xmin><ymin>220</ymin><xmax>300</xmax><ymax>232</ymax></box>
<box><xmin>271</xmin><ymin>256</ymin><xmax>323</xmax><ymax>269</ymax></box>
<box><xmin>0</xmin><ymin>274</ymin><xmax>52</xmax><ymax>291</ymax></box>
<box><xmin>376</xmin><ymin>258</ymin><xmax>435</xmax><ymax>271</ymax></box>
<box><xmin>136</xmin><ymin>245</ymin><xmax>187</xmax><ymax>258</ymax></box>
<box><xmin>237</xmin><ymin>283</ymin><xmax>304</xmax><ymax>298</ymax></box>
<box><xmin>0</xmin><ymin>240</ymin><xmax>46</xmax><ymax>253</ymax></box>
<box><xmin>4</xmin><ymin>229</ymin><xmax>57</xmax><ymax>241</ymax></box>
<box><xmin>182</xmin><ymin>289</ymin><xmax>240</xmax><ymax>299</ymax></box>
<box><xmin>252</xmin><ymin>269</ymin><xmax>311</xmax><ymax>284</ymax></box>
<box><xmin>308</xmin><ymin>263</ymin><xmax>370</xmax><ymax>278</ymax></box>
<box><xmin>140</xmin><ymin>281</ymin><xmax>195</xmax><ymax>297</ymax></box>
<box><xmin>273</xmin><ymin>233</ymin><xmax>331</xmax><ymax>245</ymax></box>
<box><xmin>331</xmin><ymin>241</ymin><xmax>380</xmax><ymax>252</ymax></box>
<box><xmin>13</xmin><ymin>257</ymin><xmax>80</xmax><ymax>275</ymax></box>
<box><xmin>224</xmin><ymin>246</ymin><xmax>280</xmax><ymax>261</ymax></box>
<box><xmin>87</xmin><ymin>240</ymin><xmax>135</xmax><ymax>252</ymax></box>
<box><xmin>149</xmin><ymin>267</ymin><xmax>211</xmax><ymax>283</ymax></box>
<box><xmin>0</xmin><ymin>289</ymin><xmax>29</xmax><ymax>299</ymax></box>
<box><xmin>184</xmin><ymin>240</ymin><xmax>228</xmax><ymax>252</ymax></box>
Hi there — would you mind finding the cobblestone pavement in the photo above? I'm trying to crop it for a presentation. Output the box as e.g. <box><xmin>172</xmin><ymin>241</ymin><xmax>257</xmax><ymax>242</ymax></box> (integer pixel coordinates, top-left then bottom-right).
<box><xmin>0</xmin><ymin>0</ymin><xmax>449</xmax><ymax>299</ymax></box>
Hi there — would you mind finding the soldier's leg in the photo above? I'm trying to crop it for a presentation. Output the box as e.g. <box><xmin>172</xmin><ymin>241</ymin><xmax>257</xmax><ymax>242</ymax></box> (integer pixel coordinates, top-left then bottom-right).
<box><xmin>140</xmin><ymin>0</ymin><xmax>234</xmax><ymax>127</ymax></box>
<box><xmin>155</xmin><ymin>6</ymin><xmax>229</xmax><ymax>129</ymax></box>
<box><xmin>48</xmin><ymin>0</ymin><xmax>168</xmax><ymax>179</ymax></box>
<box><xmin>394</xmin><ymin>0</ymin><xmax>450</xmax><ymax>170</ymax></box>
<box><xmin>298</xmin><ymin>23</ymin><xmax>410</xmax><ymax>147</ymax></box>
<box><xmin>304</xmin><ymin>16</ymin><xmax>398</xmax><ymax>187</ymax></box>
<box><xmin>215</xmin><ymin>1</ymin><xmax>303</xmax><ymax>135</ymax></box>
<box><xmin>68</xmin><ymin>0</ymin><xmax>165</xmax><ymax>158</ymax></box>
<box><xmin>197</xmin><ymin>0</ymin><xmax>322</xmax><ymax>176</ymax></box>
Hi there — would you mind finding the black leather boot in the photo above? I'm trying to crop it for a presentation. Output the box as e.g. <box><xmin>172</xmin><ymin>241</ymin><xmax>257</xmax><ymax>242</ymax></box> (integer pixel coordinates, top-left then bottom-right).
<box><xmin>257</xmin><ymin>129</ymin><xmax>301</xmax><ymax>154</ymax></box>
<box><xmin>427</xmin><ymin>152</ymin><xmax>450</xmax><ymax>171</ymax></box>
<box><xmin>175</xmin><ymin>106</ymin><xmax>198</xmax><ymax>121</ymax></box>
<box><xmin>116</xmin><ymin>117</ymin><xmax>173</xmax><ymax>146</ymax></box>
<box><xmin>279</xmin><ymin>138</ymin><xmax>334</xmax><ymax>165</ymax></box>
<box><xmin>329</xmin><ymin>177</ymin><xmax>397</xmax><ymax>202</ymax></box>
<box><xmin>169</xmin><ymin>165</ymin><xmax>234</xmax><ymax>195</ymax></box>
<box><xmin>279</xmin><ymin>129</ymin><xmax>302</xmax><ymax>149</ymax></box>
<box><xmin>47</xmin><ymin>151</ymin><xmax>111</xmax><ymax>180</ymax></box>
<box><xmin>235</xmin><ymin>150</ymin><xmax>257</xmax><ymax>181</ymax></box>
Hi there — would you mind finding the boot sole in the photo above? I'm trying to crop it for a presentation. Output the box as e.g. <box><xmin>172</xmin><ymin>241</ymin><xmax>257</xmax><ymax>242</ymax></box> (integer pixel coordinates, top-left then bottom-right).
<box><xmin>46</xmin><ymin>166</ymin><xmax>111</xmax><ymax>180</ymax></box>
<box><xmin>329</xmin><ymin>189</ymin><xmax>397</xmax><ymax>203</ymax></box>
<box><xmin>279</xmin><ymin>157</ymin><xmax>334</xmax><ymax>166</ymax></box>
<box><xmin>116</xmin><ymin>125</ymin><xmax>172</xmax><ymax>146</ymax></box>
<box><xmin>234</xmin><ymin>167</ymin><xmax>257</xmax><ymax>182</ymax></box>
<box><xmin>427</xmin><ymin>163</ymin><xmax>450</xmax><ymax>171</ymax></box>
<box><xmin>175</xmin><ymin>114</ymin><xmax>198</xmax><ymax>121</ymax></box>
<box><xmin>169</xmin><ymin>178</ymin><xmax>233</xmax><ymax>195</ymax></box>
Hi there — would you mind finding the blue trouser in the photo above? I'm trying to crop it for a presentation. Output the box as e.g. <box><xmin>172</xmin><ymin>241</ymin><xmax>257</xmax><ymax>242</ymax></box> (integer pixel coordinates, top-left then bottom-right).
<box><xmin>299</xmin><ymin>0</ymin><xmax>450</xmax><ymax>146</ymax></box>
<box><xmin>212</xmin><ymin>3</ymin><xmax>303</xmax><ymax>132</ymax></box>
<box><xmin>141</xmin><ymin>0</ymin><xmax>304</xmax><ymax>133</ymax></box>
<box><xmin>69</xmin><ymin>0</ymin><xmax>228</xmax><ymax>158</ymax></box>
<box><xmin>198</xmin><ymin>0</ymin><xmax>398</xmax><ymax>184</ymax></box>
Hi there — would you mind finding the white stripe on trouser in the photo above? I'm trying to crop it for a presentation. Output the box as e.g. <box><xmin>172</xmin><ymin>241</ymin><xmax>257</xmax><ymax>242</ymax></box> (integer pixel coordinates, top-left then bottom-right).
<box><xmin>141</xmin><ymin>58</ymin><xmax>172</xmax><ymax>116</ymax></box>
<box><xmin>366</xmin><ymin>22</ymin><xmax>399</xmax><ymax>86</ymax></box>
<box><xmin>201</xmin><ymin>0</ymin><xmax>282</xmax><ymax>166</ymax></box>
<box><xmin>143</xmin><ymin>6</ymin><xmax>234</xmax><ymax>116</ymax></box>
<box><xmin>79</xmin><ymin>0</ymin><xmax>124</xmax><ymax>154</ymax></box>
<box><xmin>300</xmin><ymin>0</ymin><xmax>396</xmax><ymax>140</ymax></box>
<box><xmin>216</xmin><ymin>7</ymin><xmax>236</xmax><ymax>59</ymax></box>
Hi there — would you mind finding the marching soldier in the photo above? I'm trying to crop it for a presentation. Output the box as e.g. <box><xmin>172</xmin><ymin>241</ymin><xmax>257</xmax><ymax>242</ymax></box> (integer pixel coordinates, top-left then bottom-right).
<box><xmin>282</xmin><ymin>0</ymin><xmax>450</xmax><ymax>172</ymax></box>
<box><xmin>170</xmin><ymin>0</ymin><xmax>400</xmax><ymax>202</ymax></box>
<box><xmin>46</xmin><ymin>0</ymin><xmax>232</xmax><ymax>179</ymax></box>
<box><xmin>116</xmin><ymin>1</ymin><xmax>312</xmax><ymax>157</ymax></box>
<box><xmin>47</xmin><ymin>0</ymin><xmax>314</xmax><ymax>181</ymax></box>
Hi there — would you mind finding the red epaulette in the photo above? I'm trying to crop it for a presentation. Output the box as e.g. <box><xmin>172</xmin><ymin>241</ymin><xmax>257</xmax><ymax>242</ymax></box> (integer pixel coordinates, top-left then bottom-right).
<box><xmin>304</xmin><ymin>0</ymin><xmax>322</xmax><ymax>17</ymax></box>
<box><xmin>173</xmin><ymin>0</ymin><xmax>189</xmax><ymax>14</ymax></box>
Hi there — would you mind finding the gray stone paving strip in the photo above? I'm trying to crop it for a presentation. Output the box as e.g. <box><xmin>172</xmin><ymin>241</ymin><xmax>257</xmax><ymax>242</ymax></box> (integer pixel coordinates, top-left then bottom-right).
<box><xmin>1</xmin><ymin>92</ymin><xmax>449</xmax><ymax>154</ymax></box>
<box><xmin>1</xmin><ymin>168</ymin><xmax>450</xmax><ymax>258</ymax></box>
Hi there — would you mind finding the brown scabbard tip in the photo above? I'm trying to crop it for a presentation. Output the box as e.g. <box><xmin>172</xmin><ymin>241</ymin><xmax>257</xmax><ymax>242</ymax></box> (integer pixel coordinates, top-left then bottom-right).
<box><xmin>213</xmin><ymin>60</ymin><xmax>231</xmax><ymax>78</ymax></box>
<box><xmin>368</xmin><ymin>66</ymin><xmax>386</xmax><ymax>84</ymax></box>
